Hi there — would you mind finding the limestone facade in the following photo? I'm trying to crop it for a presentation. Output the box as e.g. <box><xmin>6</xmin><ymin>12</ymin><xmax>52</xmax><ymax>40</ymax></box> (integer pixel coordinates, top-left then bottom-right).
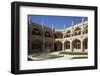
<box><xmin>28</xmin><ymin>20</ymin><xmax>88</xmax><ymax>53</ymax></box>
<box><xmin>55</xmin><ymin>21</ymin><xmax>88</xmax><ymax>52</ymax></box>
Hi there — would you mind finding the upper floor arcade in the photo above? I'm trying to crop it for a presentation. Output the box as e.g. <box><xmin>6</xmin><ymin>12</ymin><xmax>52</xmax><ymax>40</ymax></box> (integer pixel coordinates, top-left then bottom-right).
<box><xmin>54</xmin><ymin>21</ymin><xmax>88</xmax><ymax>39</ymax></box>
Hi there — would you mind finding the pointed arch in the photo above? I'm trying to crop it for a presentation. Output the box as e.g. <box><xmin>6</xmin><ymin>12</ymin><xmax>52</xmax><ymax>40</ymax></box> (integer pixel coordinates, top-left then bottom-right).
<box><xmin>83</xmin><ymin>38</ymin><xmax>88</xmax><ymax>51</ymax></box>
<box><xmin>64</xmin><ymin>30</ymin><xmax>71</xmax><ymax>38</ymax></box>
<box><xmin>83</xmin><ymin>25</ymin><xmax>88</xmax><ymax>34</ymax></box>
<box><xmin>55</xmin><ymin>32</ymin><xmax>63</xmax><ymax>38</ymax></box>
<box><xmin>45</xmin><ymin>31</ymin><xmax>52</xmax><ymax>37</ymax></box>
<box><xmin>72</xmin><ymin>39</ymin><xmax>81</xmax><ymax>51</ymax></box>
<box><xmin>32</xmin><ymin>28</ymin><xmax>41</xmax><ymax>35</ymax></box>
<box><xmin>31</xmin><ymin>39</ymin><xmax>43</xmax><ymax>52</ymax></box>
<box><xmin>64</xmin><ymin>40</ymin><xmax>70</xmax><ymax>49</ymax></box>
<box><xmin>73</xmin><ymin>27</ymin><xmax>81</xmax><ymax>36</ymax></box>
<box><xmin>55</xmin><ymin>41</ymin><xmax>62</xmax><ymax>51</ymax></box>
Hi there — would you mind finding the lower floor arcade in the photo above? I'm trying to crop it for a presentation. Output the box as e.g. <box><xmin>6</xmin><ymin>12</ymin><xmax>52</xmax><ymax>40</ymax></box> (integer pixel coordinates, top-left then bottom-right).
<box><xmin>28</xmin><ymin>37</ymin><xmax>88</xmax><ymax>53</ymax></box>
<box><xmin>55</xmin><ymin>38</ymin><xmax>88</xmax><ymax>52</ymax></box>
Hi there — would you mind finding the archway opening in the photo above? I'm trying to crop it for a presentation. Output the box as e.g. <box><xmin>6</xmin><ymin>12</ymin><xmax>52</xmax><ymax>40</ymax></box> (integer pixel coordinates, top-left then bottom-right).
<box><xmin>73</xmin><ymin>27</ymin><xmax>81</xmax><ymax>36</ymax></box>
<box><xmin>64</xmin><ymin>30</ymin><xmax>71</xmax><ymax>38</ymax></box>
<box><xmin>55</xmin><ymin>32</ymin><xmax>63</xmax><ymax>38</ymax></box>
<box><xmin>83</xmin><ymin>25</ymin><xmax>88</xmax><ymax>34</ymax></box>
<box><xmin>64</xmin><ymin>41</ymin><xmax>70</xmax><ymax>49</ymax></box>
<box><xmin>83</xmin><ymin>38</ymin><xmax>88</xmax><ymax>52</ymax></box>
<box><xmin>72</xmin><ymin>39</ymin><xmax>81</xmax><ymax>51</ymax></box>
<box><xmin>45</xmin><ymin>41</ymin><xmax>52</xmax><ymax>52</ymax></box>
<box><xmin>32</xmin><ymin>28</ymin><xmax>41</xmax><ymax>36</ymax></box>
<box><xmin>55</xmin><ymin>41</ymin><xmax>62</xmax><ymax>51</ymax></box>
<box><xmin>45</xmin><ymin>31</ymin><xmax>52</xmax><ymax>37</ymax></box>
<box><xmin>31</xmin><ymin>39</ymin><xmax>43</xmax><ymax>53</ymax></box>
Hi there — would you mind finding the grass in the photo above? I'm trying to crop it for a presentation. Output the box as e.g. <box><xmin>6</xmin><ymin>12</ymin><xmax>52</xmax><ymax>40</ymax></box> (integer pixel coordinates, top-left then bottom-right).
<box><xmin>71</xmin><ymin>57</ymin><xmax>88</xmax><ymax>59</ymax></box>
<box><xmin>59</xmin><ymin>52</ymin><xmax>88</xmax><ymax>55</ymax></box>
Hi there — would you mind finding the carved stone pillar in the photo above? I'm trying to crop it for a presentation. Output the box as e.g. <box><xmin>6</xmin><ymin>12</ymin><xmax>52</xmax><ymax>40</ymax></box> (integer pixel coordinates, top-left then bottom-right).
<box><xmin>70</xmin><ymin>41</ymin><xmax>73</xmax><ymax>52</ymax></box>
<box><xmin>62</xmin><ymin>41</ymin><xmax>64</xmax><ymax>51</ymax></box>
<box><xmin>81</xmin><ymin>40</ymin><xmax>83</xmax><ymax>52</ymax></box>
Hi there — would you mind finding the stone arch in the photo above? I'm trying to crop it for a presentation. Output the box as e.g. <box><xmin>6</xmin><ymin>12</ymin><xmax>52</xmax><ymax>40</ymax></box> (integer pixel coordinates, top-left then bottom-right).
<box><xmin>64</xmin><ymin>30</ymin><xmax>71</xmax><ymax>38</ymax></box>
<box><xmin>45</xmin><ymin>40</ymin><xmax>52</xmax><ymax>52</ymax></box>
<box><xmin>32</xmin><ymin>28</ymin><xmax>41</xmax><ymax>35</ymax></box>
<box><xmin>31</xmin><ymin>39</ymin><xmax>43</xmax><ymax>52</ymax></box>
<box><xmin>83</xmin><ymin>25</ymin><xmax>88</xmax><ymax>34</ymax></box>
<box><xmin>55</xmin><ymin>41</ymin><xmax>62</xmax><ymax>51</ymax></box>
<box><xmin>55</xmin><ymin>32</ymin><xmax>63</xmax><ymax>38</ymax></box>
<box><xmin>83</xmin><ymin>38</ymin><xmax>88</xmax><ymax>52</ymax></box>
<box><xmin>64</xmin><ymin>40</ymin><xmax>70</xmax><ymax>49</ymax></box>
<box><xmin>73</xmin><ymin>27</ymin><xmax>81</xmax><ymax>36</ymax></box>
<box><xmin>45</xmin><ymin>31</ymin><xmax>52</xmax><ymax>37</ymax></box>
<box><xmin>72</xmin><ymin>39</ymin><xmax>81</xmax><ymax>51</ymax></box>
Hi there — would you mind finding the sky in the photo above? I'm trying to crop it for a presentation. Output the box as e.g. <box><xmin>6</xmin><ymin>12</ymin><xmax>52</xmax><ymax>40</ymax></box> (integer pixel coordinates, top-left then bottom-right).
<box><xmin>28</xmin><ymin>15</ymin><xmax>88</xmax><ymax>29</ymax></box>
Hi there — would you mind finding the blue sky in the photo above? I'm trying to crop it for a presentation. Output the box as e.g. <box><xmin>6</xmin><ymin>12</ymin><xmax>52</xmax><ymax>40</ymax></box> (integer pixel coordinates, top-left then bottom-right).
<box><xmin>28</xmin><ymin>15</ymin><xmax>88</xmax><ymax>29</ymax></box>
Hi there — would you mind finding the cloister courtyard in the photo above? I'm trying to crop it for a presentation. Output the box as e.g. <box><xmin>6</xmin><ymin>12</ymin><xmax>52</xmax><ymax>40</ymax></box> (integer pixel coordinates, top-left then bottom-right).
<box><xmin>28</xmin><ymin>15</ymin><xmax>88</xmax><ymax>61</ymax></box>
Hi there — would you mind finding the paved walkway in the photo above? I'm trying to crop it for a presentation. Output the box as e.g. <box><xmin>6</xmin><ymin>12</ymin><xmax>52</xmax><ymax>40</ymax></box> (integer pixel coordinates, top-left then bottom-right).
<box><xmin>28</xmin><ymin>51</ymin><xmax>87</xmax><ymax>61</ymax></box>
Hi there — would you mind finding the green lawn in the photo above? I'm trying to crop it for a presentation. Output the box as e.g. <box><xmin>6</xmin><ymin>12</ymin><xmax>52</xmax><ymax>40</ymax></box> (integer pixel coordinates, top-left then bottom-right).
<box><xmin>59</xmin><ymin>52</ymin><xmax>88</xmax><ymax>55</ymax></box>
<box><xmin>71</xmin><ymin>57</ymin><xmax>88</xmax><ymax>59</ymax></box>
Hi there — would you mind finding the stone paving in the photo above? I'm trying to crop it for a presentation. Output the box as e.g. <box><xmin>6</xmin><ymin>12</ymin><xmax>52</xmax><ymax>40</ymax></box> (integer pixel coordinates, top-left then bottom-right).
<box><xmin>28</xmin><ymin>51</ymin><xmax>88</xmax><ymax>61</ymax></box>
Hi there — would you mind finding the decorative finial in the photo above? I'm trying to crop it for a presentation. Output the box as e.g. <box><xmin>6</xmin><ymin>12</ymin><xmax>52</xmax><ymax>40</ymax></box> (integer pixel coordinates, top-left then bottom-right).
<box><xmin>71</xmin><ymin>21</ymin><xmax>73</xmax><ymax>26</ymax></box>
<box><xmin>82</xmin><ymin>17</ymin><xmax>84</xmax><ymax>22</ymax></box>
<box><xmin>52</xmin><ymin>24</ymin><xmax>54</xmax><ymax>31</ymax></box>
<box><xmin>64</xmin><ymin>24</ymin><xmax>65</xmax><ymax>29</ymax></box>
<box><xmin>29</xmin><ymin>16</ymin><xmax>31</xmax><ymax>24</ymax></box>
<box><xmin>42</xmin><ymin>18</ymin><xmax>44</xmax><ymax>28</ymax></box>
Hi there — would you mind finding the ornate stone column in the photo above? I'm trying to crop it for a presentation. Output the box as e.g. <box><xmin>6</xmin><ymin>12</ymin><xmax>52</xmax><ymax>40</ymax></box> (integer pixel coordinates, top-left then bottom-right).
<box><xmin>62</xmin><ymin>41</ymin><xmax>64</xmax><ymax>51</ymax></box>
<box><xmin>81</xmin><ymin>40</ymin><xmax>83</xmax><ymax>52</ymax></box>
<box><xmin>70</xmin><ymin>41</ymin><xmax>73</xmax><ymax>52</ymax></box>
<box><xmin>62</xmin><ymin>31</ymin><xmax>65</xmax><ymax>51</ymax></box>
<box><xmin>81</xmin><ymin>21</ymin><xmax>84</xmax><ymax>52</ymax></box>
